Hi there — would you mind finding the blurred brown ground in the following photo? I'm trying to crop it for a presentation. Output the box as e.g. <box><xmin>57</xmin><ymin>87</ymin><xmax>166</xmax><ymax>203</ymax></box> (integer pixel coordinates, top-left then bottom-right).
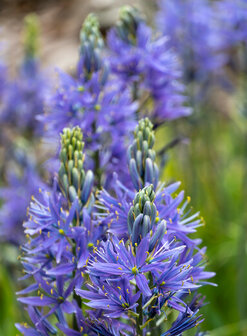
<box><xmin>0</xmin><ymin>0</ymin><xmax>156</xmax><ymax>72</ymax></box>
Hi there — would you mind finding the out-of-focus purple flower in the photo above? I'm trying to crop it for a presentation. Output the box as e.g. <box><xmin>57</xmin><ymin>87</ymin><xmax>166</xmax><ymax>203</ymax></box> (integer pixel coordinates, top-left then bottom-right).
<box><xmin>0</xmin><ymin>58</ymin><xmax>48</xmax><ymax>134</ymax></box>
<box><xmin>0</xmin><ymin>147</ymin><xmax>44</xmax><ymax>244</ymax></box>
<box><xmin>0</xmin><ymin>14</ymin><xmax>49</xmax><ymax>134</ymax></box>
<box><xmin>0</xmin><ymin>62</ymin><xmax>7</xmax><ymax>100</ymax></box>
<box><xmin>108</xmin><ymin>6</ymin><xmax>191</xmax><ymax>123</ymax></box>
<box><xmin>156</xmin><ymin>0</ymin><xmax>227</xmax><ymax>81</ymax></box>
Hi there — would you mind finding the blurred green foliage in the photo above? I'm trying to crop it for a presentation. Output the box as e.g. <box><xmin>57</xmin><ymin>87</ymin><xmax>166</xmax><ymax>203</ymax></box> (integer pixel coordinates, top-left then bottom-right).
<box><xmin>157</xmin><ymin>85</ymin><xmax>247</xmax><ymax>335</ymax></box>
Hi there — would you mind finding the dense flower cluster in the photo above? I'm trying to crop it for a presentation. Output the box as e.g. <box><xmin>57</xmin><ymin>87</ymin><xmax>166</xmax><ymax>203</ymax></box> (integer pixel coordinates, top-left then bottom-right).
<box><xmin>16</xmin><ymin>120</ymin><xmax>215</xmax><ymax>335</ymax></box>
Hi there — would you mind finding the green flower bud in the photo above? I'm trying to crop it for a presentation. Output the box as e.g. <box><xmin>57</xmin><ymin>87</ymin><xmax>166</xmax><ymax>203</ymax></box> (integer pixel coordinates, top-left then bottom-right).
<box><xmin>128</xmin><ymin>185</ymin><xmax>157</xmax><ymax>245</ymax></box>
<box><xmin>128</xmin><ymin>118</ymin><xmax>159</xmax><ymax>191</ymax></box>
<box><xmin>59</xmin><ymin>126</ymin><xmax>94</xmax><ymax>209</ymax></box>
<box><xmin>117</xmin><ymin>6</ymin><xmax>144</xmax><ymax>45</ymax></box>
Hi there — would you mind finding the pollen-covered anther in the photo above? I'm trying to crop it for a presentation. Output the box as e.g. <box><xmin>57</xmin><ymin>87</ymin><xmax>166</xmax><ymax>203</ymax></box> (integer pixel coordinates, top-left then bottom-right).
<box><xmin>131</xmin><ymin>266</ymin><xmax>138</xmax><ymax>275</ymax></box>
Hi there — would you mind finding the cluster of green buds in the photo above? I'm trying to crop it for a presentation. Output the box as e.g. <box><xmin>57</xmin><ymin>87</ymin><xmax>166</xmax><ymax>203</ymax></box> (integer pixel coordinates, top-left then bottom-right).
<box><xmin>116</xmin><ymin>6</ymin><xmax>144</xmax><ymax>45</ymax></box>
<box><xmin>128</xmin><ymin>185</ymin><xmax>156</xmax><ymax>245</ymax></box>
<box><xmin>59</xmin><ymin>127</ymin><xmax>94</xmax><ymax>208</ymax></box>
<box><xmin>128</xmin><ymin>118</ymin><xmax>159</xmax><ymax>191</ymax></box>
<box><xmin>23</xmin><ymin>14</ymin><xmax>39</xmax><ymax>59</ymax></box>
<box><xmin>128</xmin><ymin>185</ymin><xmax>166</xmax><ymax>251</ymax></box>
<box><xmin>79</xmin><ymin>13</ymin><xmax>106</xmax><ymax>80</ymax></box>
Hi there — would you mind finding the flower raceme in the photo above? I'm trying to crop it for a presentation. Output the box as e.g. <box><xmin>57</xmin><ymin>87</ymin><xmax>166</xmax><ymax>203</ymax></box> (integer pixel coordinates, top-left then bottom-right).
<box><xmin>42</xmin><ymin>8</ymin><xmax>191</xmax><ymax>190</ymax></box>
<box><xmin>16</xmin><ymin>120</ymin><xmax>215</xmax><ymax>336</ymax></box>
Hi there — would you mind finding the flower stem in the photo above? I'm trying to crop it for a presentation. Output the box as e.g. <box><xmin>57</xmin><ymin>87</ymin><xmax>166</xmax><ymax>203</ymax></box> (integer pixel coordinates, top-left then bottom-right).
<box><xmin>136</xmin><ymin>293</ymin><xmax>143</xmax><ymax>336</ymax></box>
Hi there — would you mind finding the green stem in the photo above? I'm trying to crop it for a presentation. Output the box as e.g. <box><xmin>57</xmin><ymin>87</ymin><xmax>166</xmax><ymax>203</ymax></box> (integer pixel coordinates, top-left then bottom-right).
<box><xmin>136</xmin><ymin>293</ymin><xmax>143</xmax><ymax>336</ymax></box>
<box><xmin>92</xmin><ymin>121</ymin><xmax>102</xmax><ymax>188</ymax></box>
<box><xmin>72</xmin><ymin>240</ymin><xmax>81</xmax><ymax>330</ymax></box>
<box><xmin>148</xmin><ymin>273</ymin><xmax>159</xmax><ymax>336</ymax></box>
<box><xmin>132</xmin><ymin>80</ymin><xmax>139</xmax><ymax>102</ymax></box>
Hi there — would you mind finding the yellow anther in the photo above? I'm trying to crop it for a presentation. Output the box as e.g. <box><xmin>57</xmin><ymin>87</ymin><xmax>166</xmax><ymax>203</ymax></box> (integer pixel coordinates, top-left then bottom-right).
<box><xmin>131</xmin><ymin>266</ymin><xmax>138</xmax><ymax>275</ymax></box>
<box><xmin>50</xmin><ymin>289</ymin><xmax>54</xmax><ymax>295</ymax></box>
<box><xmin>187</xmin><ymin>196</ymin><xmax>191</xmax><ymax>203</ymax></box>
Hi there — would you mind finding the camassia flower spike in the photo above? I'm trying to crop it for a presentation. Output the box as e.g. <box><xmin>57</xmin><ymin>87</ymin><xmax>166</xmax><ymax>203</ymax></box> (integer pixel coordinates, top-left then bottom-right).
<box><xmin>16</xmin><ymin>56</ymin><xmax>214</xmax><ymax>336</ymax></box>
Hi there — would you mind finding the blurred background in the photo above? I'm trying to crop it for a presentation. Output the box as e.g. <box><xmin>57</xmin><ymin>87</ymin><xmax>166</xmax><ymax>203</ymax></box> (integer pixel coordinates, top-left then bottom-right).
<box><xmin>0</xmin><ymin>0</ymin><xmax>247</xmax><ymax>335</ymax></box>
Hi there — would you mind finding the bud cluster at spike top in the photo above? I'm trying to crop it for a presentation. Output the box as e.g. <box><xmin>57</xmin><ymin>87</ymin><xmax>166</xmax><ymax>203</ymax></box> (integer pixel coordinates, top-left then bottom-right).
<box><xmin>16</xmin><ymin>120</ymin><xmax>215</xmax><ymax>336</ymax></box>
